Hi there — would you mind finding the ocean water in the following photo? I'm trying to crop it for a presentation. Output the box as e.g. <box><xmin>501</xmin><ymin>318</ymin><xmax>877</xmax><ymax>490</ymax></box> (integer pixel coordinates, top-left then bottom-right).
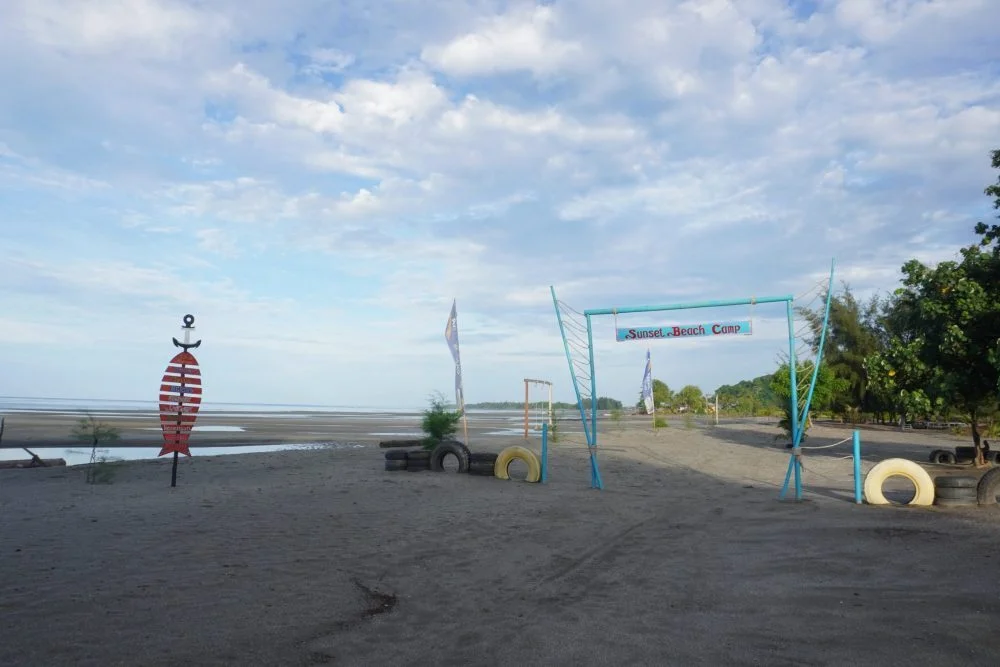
<box><xmin>0</xmin><ymin>396</ymin><xmax>524</xmax><ymax>417</ymax></box>
<box><xmin>0</xmin><ymin>442</ymin><xmax>366</xmax><ymax>467</ymax></box>
<box><xmin>0</xmin><ymin>395</ymin><xmax>424</xmax><ymax>414</ymax></box>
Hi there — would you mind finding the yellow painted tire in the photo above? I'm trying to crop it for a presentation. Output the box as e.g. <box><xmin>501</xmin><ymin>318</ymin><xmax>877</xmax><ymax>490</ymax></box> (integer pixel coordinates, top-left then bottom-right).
<box><xmin>863</xmin><ymin>458</ymin><xmax>935</xmax><ymax>506</ymax></box>
<box><xmin>494</xmin><ymin>446</ymin><xmax>541</xmax><ymax>483</ymax></box>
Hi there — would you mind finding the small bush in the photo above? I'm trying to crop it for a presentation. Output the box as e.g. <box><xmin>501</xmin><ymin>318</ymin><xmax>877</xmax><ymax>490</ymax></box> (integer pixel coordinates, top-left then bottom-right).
<box><xmin>548</xmin><ymin>409</ymin><xmax>561</xmax><ymax>443</ymax></box>
<box><xmin>420</xmin><ymin>392</ymin><xmax>463</xmax><ymax>449</ymax></box>
<box><xmin>87</xmin><ymin>456</ymin><xmax>122</xmax><ymax>484</ymax></box>
<box><xmin>654</xmin><ymin>416</ymin><xmax>668</xmax><ymax>428</ymax></box>
<box><xmin>72</xmin><ymin>414</ymin><xmax>121</xmax><ymax>485</ymax></box>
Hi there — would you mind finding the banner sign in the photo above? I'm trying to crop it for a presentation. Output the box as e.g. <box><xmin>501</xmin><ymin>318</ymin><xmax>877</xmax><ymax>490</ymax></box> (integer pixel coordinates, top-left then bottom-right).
<box><xmin>616</xmin><ymin>320</ymin><xmax>751</xmax><ymax>342</ymax></box>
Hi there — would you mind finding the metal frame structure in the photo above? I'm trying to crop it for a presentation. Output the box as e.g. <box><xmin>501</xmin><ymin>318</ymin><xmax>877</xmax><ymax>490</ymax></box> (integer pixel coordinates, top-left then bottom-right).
<box><xmin>551</xmin><ymin>261</ymin><xmax>835</xmax><ymax>497</ymax></box>
<box><xmin>523</xmin><ymin>378</ymin><xmax>553</xmax><ymax>439</ymax></box>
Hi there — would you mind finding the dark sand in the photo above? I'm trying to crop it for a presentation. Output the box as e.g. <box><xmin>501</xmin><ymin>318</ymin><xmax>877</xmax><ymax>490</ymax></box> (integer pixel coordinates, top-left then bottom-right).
<box><xmin>0</xmin><ymin>408</ymin><xmax>567</xmax><ymax>449</ymax></box>
<box><xmin>1</xmin><ymin>417</ymin><xmax>998</xmax><ymax>666</ymax></box>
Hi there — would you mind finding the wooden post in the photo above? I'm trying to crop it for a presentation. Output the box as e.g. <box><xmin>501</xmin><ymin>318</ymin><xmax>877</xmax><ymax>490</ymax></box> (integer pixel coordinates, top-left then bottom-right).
<box><xmin>523</xmin><ymin>379</ymin><xmax>530</xmax><ymax>439</ymax></box>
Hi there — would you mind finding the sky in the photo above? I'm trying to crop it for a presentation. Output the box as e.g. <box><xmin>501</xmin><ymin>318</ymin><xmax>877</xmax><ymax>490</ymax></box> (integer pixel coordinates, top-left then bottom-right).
<box><xmin>1</xmin><ymin>0</ymin><xmax>999</xmax><ymax>410</ymax></box>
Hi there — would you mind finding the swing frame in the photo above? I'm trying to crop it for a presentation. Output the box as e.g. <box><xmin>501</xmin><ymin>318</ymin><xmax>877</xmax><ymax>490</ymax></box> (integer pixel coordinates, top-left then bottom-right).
<box><xmin>523</xmin><ymin>378</ymin><xmax>553</xmax><ymax>439</ymax></box>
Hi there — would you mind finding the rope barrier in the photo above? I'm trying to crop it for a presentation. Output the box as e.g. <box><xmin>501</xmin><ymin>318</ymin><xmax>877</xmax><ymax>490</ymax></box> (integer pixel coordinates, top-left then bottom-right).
<box><xmin>796</xmin><ymin>436</ymin><xmax>852</xmax><ymax>450</ymax></box>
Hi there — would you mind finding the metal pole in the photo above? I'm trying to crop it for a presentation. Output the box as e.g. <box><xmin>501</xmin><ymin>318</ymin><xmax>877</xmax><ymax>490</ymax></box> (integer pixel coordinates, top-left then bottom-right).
<box><xmin>715</xmin><ymin>393</ymin><xmax>719</xmax><ymax>425</ymax></box>
<box><xmin>551</xmin><ymin>287</ymin><xmax>591</xmax><ymax>446</ymax></box>
<box><xmin>853</xmin><ymin>430</ymin><xmax>863</xmax><ymax>504</ymax></box>
<box><xmin>585</xmin><ymin>294</ymin><xmax>794</xmax><ymax>316</ymax></box>
<box><xmin>779</xmin><ymin>298</ymin><xmax>801</xmax><ymax>501</ymax></box>
<box><xmin>586</xmin><ymin>314</ymin><xmax>603</xmax><ymax>490</ymax></box>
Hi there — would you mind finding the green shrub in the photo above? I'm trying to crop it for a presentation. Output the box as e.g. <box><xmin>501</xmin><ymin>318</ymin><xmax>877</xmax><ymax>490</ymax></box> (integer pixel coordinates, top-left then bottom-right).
<box><xmin>654</xmin><ymin>416</ymin><xmax>668</xmax><ymax>428</ymax></box>
<box><xmin>420</xmin><ymin>392</ymin><xmax>463</xmax><ymax>449</ymax></box>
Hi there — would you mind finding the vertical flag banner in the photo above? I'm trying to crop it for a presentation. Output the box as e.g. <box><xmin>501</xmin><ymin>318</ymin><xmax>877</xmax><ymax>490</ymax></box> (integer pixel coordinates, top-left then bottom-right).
<box><xmin>641</xmin><ymin>348</ymin><xmax>654</xmax><ymax>415</ymax></box>
<box><xmin>444</xmin><ymin>299</ymin><xmax>470</xmax><ymax>443</ymax></box>
<box><xmin>444</xmin><ymin>299</ymin><xmax>464</xmax><ymax>411</ymax></box>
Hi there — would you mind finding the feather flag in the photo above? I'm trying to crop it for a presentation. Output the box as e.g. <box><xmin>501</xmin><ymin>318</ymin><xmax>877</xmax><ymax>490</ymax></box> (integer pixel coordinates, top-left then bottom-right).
<box><xmin>641</xmin><ymin>348</ymin><xmax>654</xmax><ymax>415</ymax></box>
<box><xmin>444</xmin><ymin>299</ymin><xmax>465</xmax><ymax>413</ymax></box>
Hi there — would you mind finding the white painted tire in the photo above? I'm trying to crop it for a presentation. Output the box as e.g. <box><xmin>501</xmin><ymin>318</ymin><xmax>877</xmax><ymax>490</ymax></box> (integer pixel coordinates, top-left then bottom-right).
<box><xmin>863</xmin><ymin>458</ymin><xmax>935</xmax><ymax>506</ymax></box>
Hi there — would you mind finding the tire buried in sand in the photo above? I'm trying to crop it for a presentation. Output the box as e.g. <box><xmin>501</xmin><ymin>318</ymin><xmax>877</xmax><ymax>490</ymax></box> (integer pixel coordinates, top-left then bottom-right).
<box><xmin>930</xmin><ymin>450</ymin><xmax>957</xmax><ymax>465</ymax></box>
<box><xmin>467</xmin><ymin>452</ymin><xmax>498</xmax><ymax>477</ymax></box>
<box><xmin>976</xmin><ymin>467</ymin><xmax>1000</xmax><ymax>506</ymax></box>
<box><xmin>385</xmin><ymin>459</ymin><xmax>407</xmax><ymax>472</ymax></box>
<box><xmin>494</xmin><ymin>446</ymin><xmax>541</xmax><ymax>483</ymax></box>
<box><xmin>934</xmin><ymin>475</ymin><xmax>978</xmax><ymax>488</ymax></box>
<box><xmin>863</xmin><ymin>458</ymin><xmax>935</xmax><ymax>506</ymax></box>
<box><xmin>384</xmin><ymin>450</ymin><xmax>408</xmax><ymax>461</ymax></box>
<box><xmin>429</xmin><ymin>440</ymin><xmax>470</xmax><ymax>473</ymax></box>
<box><xmin>934</xmin><ymin>487</ymin><xmax>977</xmax><ymax>501</ymax></box>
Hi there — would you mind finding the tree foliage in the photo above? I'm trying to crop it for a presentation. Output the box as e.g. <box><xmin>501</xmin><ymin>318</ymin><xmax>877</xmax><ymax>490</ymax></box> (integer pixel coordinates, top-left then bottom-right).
<box><xmin>715</xmin><ymin>375</ymin><xmax>781</xmax><ymax>416</ymax></box>
<box><xmin>770</xmin><ymin>361</ymin><xmax>846</xmax><ymax>441</ymax></box>
<box><xmin>863</xmin><ymin>150</ymin><xmax>1000</xmax><ymax>464</ymax></box>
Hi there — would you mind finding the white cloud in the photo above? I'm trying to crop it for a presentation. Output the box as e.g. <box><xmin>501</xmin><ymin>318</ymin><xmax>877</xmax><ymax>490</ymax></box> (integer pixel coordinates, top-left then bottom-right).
<box><xmin>421</xmin><ymin>5</ymin><xmax>583</xmax><ymax>78</ymax></box>
<box><xmin>1</xmin><ymin>0</ymin><xmax>999</xmax><ymax>406</ymax></box>
<box><xmin>17</xmin><ymin>0</ymin><xmax>229</xmax><ymax>59</ymax></box>
<box><xmin>304</xmin><ymin>47</ymin><xmax>355</xmax><ymax>75</ymax></box>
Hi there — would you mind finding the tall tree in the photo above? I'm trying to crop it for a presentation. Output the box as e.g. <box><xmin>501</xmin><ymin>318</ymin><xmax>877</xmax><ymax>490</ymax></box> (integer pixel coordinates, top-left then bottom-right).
<box><xmin>973</xmin><ymin>148</ymin><xmax>1000</xmax><ymax>387</ymax></box>
<box><xmin>799</xmin><ymin>285</ymin><xmax>886</xmax><ymax>418</ymax></box>
<box><xmin>676</xmin><ymin>384</ymin><xmax>706</xmax><ymax>413</ymax></box>
<box><xmin>866</xmin><ymin>250</ymin><xmax>999</xmax><ymax>464</ymax></box>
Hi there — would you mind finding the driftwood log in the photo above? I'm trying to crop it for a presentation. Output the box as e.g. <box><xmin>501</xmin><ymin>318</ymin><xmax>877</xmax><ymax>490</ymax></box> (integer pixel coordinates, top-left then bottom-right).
<box><xmin>0</xmin><ymin>458</ymin><xmax>67</xmax><ymax>469</ymax></box>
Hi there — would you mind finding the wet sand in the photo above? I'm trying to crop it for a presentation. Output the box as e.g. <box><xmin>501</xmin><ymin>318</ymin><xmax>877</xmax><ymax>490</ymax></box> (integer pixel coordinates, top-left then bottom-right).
<box><xmin>0</xmin><ymin>409</ymin><xmax>573</xmax><ymax>449</ymax></box>
<box><xmin>1</xmin><ymin>419</ymin><xmax>998</xmax><ymax>666</ymax></box>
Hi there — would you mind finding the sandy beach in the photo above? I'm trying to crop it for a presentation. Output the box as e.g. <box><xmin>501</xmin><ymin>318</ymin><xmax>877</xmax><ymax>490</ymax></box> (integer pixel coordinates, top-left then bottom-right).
<box><xmin>2</xmin><ymin>418</ymin><xmax>999</xmax><ymax>666</ymax></box>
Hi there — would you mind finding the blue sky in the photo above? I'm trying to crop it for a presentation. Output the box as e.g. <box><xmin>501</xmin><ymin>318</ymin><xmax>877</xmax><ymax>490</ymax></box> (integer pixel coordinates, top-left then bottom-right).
<box><xmin>1</xmin><ymin>0</ymin><xmax>999</xmax><ymax>409</ymax></box>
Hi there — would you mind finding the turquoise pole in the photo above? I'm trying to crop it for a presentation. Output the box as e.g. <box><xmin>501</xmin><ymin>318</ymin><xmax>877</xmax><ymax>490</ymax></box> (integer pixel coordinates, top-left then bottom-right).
<box><xmin>585</xmin><ymin>314</ymin><xmax>603</xmax><ymax>490</ymax></box>
<box><xmin>550</xmin><ymin>286</ymin><xmax>591</xmax><ymax>446</ymax></box>
<box><xmin>780</xmin><ymin>299</ymin><xmax>801</xmax><ymax>500</ymax></box>
<box><xmin>793</xmin><ymin>260</ymin><xmax>837</xmax><ymax>445</ymax></box>
<box><xmin>853</xmin><ymin>430</ymin><xmax>863</xmax><ymax>504</ymax></box>
<box><xmin>585</xmin><ymin>294</ymin><xmax>794</xmax><ymax>316</ymax></box>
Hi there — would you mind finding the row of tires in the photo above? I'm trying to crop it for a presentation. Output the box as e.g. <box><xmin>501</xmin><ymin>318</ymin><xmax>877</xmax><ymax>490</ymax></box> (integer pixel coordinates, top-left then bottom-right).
<box><xmin>864</xmin><ymin>458</ymin><xmax>1000</xmax><ymax>507</ymax></box>
<box><xmin>383</xmin><ymin>441</ymin><xmax>542</xmax><ymax>482</ymax></box>
<box><xmin>928</xmin><ymin>447</ymin><xmax>1000</xmax><ymax>465</ymax></box>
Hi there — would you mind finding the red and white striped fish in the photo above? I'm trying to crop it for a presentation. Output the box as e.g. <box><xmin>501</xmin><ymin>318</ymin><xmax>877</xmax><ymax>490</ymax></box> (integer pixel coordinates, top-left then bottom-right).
<box><xmin>158</xmin><ymin>350</ymin><xmax>202</xmax><ymax>457</ymax></box>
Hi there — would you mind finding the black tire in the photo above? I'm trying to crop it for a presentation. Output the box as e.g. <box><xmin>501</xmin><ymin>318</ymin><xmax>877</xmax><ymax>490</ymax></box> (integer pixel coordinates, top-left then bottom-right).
<box><xmin>932</xmin><ymin>451</ymin><xmax>957</xmax><ymax>465</ymax></box>
<box><xmin>467</xmin><ymin>460</ymin><xmax>496</xmax><ymax>475</ymax></box>
<box><xmin>406</xmin><ymin>462</ymin><xmax>430</xmax><ymax>472</ymax></box>
<box><xmin>385</xmin><ymin>450</ymin><xmax>408</xmax><ymax>461</ymax></box>
<box><xmin>934</xmin><ymin>475</ymin><xmax>979</xmax><ymax>489</ymax></box>
<box><xmin>989</xmin><ymin>452</ymin><xmax>1000</xmax><ymax>465</ymax></box>
<box><xmin>468</xmin><ymin>469</ymin><xmax>495</xmax><ymax>477</ymax></box>
<box><xmin>385</xmin><ymin>460</ymin><xmax>407</xmax><ymax>472</ymax></box>
<box><xmin>935</xmin><ymin>497</ymin><xmax>978</xmax><ymax>507</ymax></box>
<box><xmin>469</xmin><ymin>452</ymin><xmax>499</xmax><ymax>464</ymax></box>
<box><xmin>429</xmin><ymin>441</ymin><xmax>470</xmax><ymax>473</ymax></box>
<box><xmin>928</xmin><ymin>449</ymin><xmax>948</xmax><ymax>463</ymax></box>
<box><xmin>955</xmin><ymin>446</ymin><xmax>976</xmax><ymax>461</ymax></box>
<box><xmin>934</xmin><ymin>487</ymin><xmax>978</xmax><ymax>500</ymax></box>
<box><xmin>407</xmin><ymin>449</ymin><xmax>431</xmax><ymax>461</ymax></box>
<box><xmin>976</xmin><ymin>467</ymin><xmax>1000</xmax><ymax>506</ymax></box>
<box><xmin>441</xmin><ymin>439</ymin><xmax>471</xmax><ymax>456</ymax></box>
